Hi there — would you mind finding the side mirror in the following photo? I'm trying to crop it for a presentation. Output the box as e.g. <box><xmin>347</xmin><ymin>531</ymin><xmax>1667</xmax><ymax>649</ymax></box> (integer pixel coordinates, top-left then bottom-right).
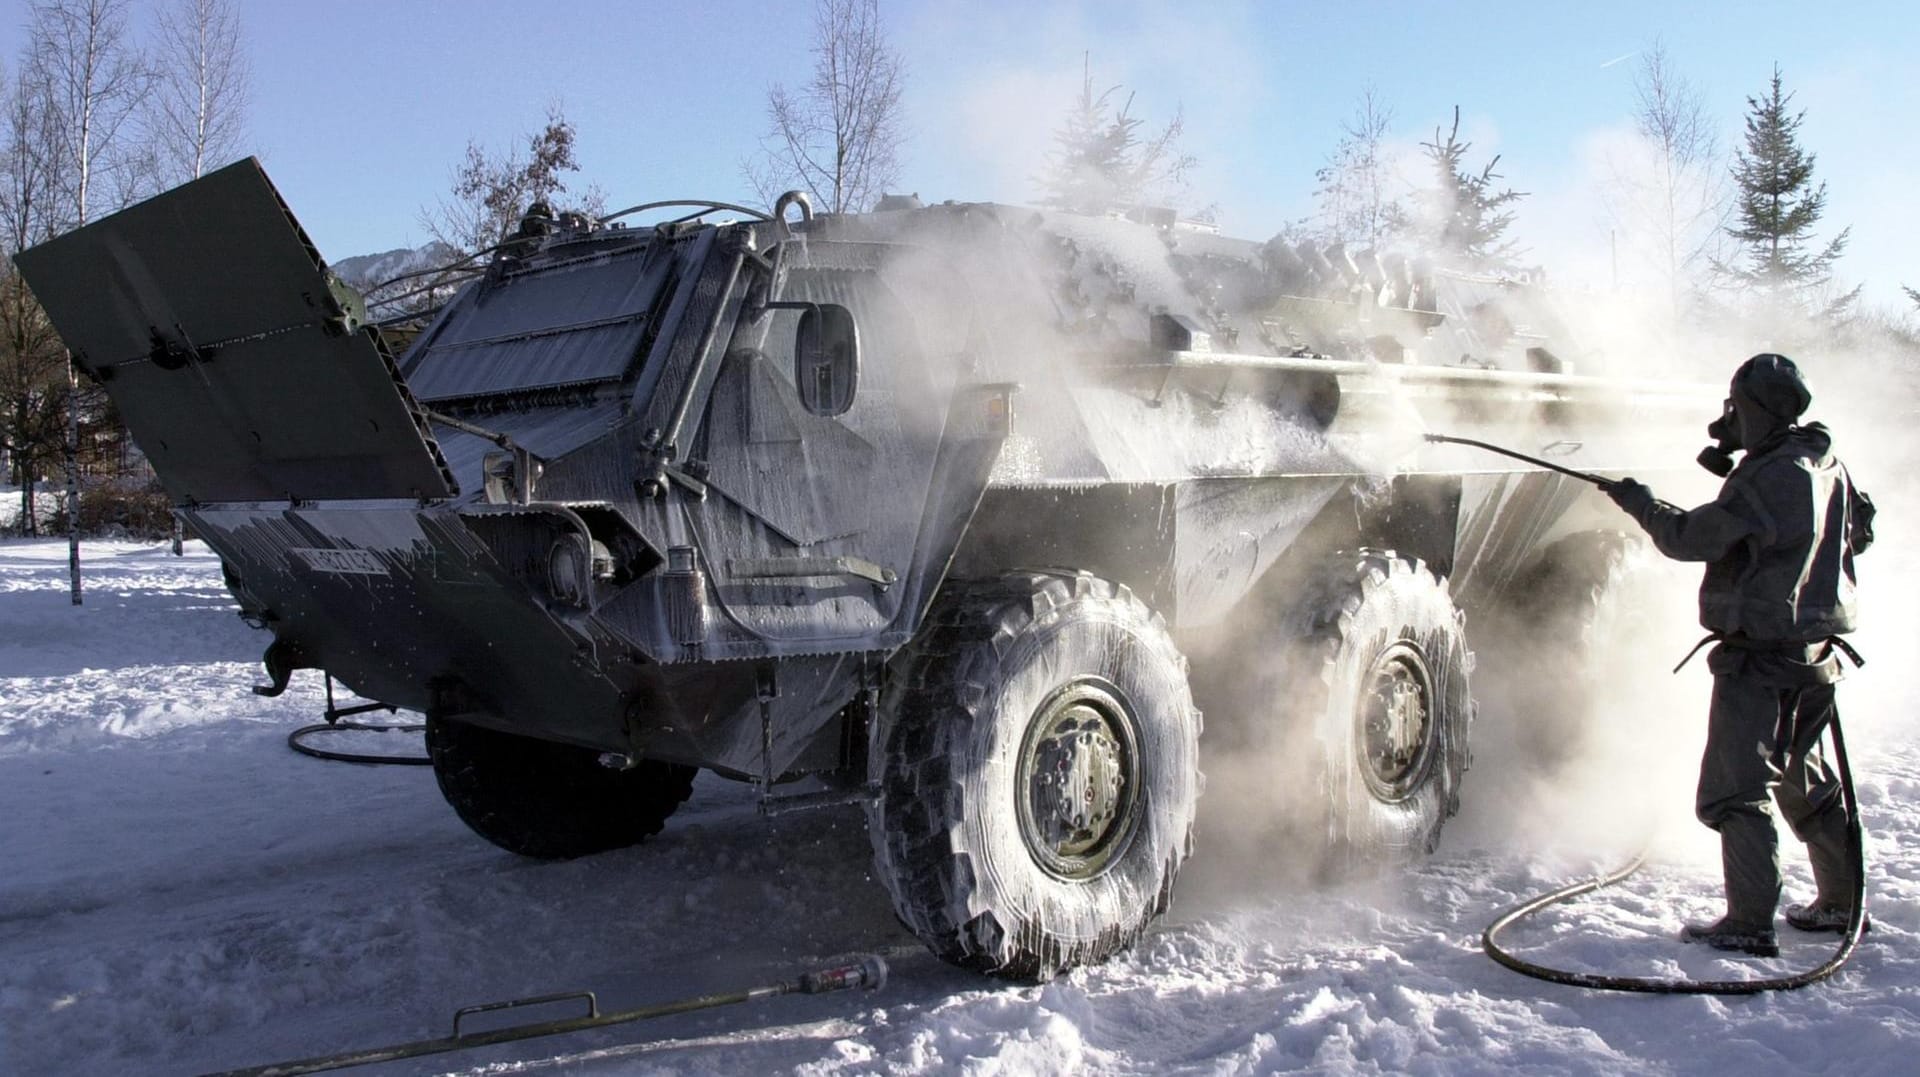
<box><xmin>794</xmin><ymin>303</ymin><xmax>859</xmax><ymax>416</ymax></box>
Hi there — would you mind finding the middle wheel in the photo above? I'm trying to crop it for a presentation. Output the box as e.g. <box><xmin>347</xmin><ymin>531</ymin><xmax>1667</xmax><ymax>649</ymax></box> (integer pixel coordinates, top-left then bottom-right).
<box><xmin>867</xmin><ymin>571</ymin><xmax>1202</xmax><ymax>981</ymax></box>
<box><xmin>1274</xmin><ymin>549</ymin><xmax>1474</xmax><ymax>872</ymax></box>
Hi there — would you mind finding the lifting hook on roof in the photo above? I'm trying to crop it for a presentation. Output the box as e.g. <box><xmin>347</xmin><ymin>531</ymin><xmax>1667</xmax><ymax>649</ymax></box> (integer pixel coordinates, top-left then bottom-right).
<box><xmin>773</xmin><ymin>190</ymin><xmax>815</xmax><ymax>237</ymax></box>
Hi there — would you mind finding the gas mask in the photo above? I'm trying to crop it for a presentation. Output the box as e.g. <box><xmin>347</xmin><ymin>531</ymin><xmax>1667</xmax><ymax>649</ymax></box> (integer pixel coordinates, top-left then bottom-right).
<box><xmin>1696</xmin><ymin>397</ymin><xmax>1739</xmax><ymax>477</ymax></box>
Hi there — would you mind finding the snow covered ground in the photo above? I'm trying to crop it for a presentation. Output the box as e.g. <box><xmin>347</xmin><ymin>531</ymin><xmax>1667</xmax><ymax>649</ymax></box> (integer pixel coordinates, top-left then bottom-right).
<box><xmin>4</xmin><ymin>537</ymin><xmax>1918</xmax><ymax>1076</ymax></box>
<box><xmin>0</xmin><ymin>485</ymin><xmax>59</xmax><ymax>535</ymax></box>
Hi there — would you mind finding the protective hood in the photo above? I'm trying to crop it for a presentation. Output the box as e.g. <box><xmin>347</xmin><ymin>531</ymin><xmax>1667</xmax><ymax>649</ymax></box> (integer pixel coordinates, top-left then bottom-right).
<box><xmin>1738</xmin><ymin>420</ymin><xmax>1834</xmax><ymax>472</ymax></box>
<box><xmin>1779</xmin><ymin>421</ymin><xmax>1836</xmax><ymax>467</ymax></box>
<box><xmin>1730</xmin><ymin>353</ymin><xmax>1812</xmax><ymax>450</ymax></box>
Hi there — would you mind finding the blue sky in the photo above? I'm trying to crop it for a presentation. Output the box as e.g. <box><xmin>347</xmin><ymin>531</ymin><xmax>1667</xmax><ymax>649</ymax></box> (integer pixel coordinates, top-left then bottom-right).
<box><xmin>5</xmin><ymin>0</ymin><xmax>1914</xmax><ymax>306</ymax></box>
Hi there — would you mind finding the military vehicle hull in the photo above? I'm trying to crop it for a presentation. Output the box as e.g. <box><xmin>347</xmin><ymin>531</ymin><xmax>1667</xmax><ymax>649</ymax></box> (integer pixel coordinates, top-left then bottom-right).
<box><xmin>20</xmin><ymin>160</ymin><xmax>1713</xmax><ymax>979</ymax></box>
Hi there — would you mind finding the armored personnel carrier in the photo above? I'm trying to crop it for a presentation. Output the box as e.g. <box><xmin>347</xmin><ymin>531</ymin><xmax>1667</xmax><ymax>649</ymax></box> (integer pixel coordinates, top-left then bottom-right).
<box><xmin>17</xmin><ymin>160</ymin><xmax>1708</xmax><ymax>980</ymax></box>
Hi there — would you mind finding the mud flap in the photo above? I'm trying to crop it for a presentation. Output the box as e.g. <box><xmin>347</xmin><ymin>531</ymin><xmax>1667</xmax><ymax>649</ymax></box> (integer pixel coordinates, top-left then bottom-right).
<box><xmin>14</xmin><ymin>157</ymin><xmax>455</xmax><ymax>504</ymax></box>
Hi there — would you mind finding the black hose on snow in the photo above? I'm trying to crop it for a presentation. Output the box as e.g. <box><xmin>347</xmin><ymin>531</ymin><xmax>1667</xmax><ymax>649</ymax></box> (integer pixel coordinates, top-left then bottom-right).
<box><xmin>285</xmin><ymin>675</ymin><xmax>429</xmax><ymax>766</ymax></box>
<box><xmin>1482</xmin><ymin>715</ymin><xmax>1867</xmax><ymax>995</ymax></box>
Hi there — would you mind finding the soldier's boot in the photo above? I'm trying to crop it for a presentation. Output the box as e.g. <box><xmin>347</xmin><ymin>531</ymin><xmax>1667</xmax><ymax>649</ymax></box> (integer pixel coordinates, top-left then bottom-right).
<box><xmin>1717</xmin><ymin>813</ymin><xmax>1783</xmax><ymax>938</ymax></box>
<box><xmin>1679</xmin><ymin>916</ymin><xmax>1780</xmax><ymax>958</ymax></box>
<box><xmin>1786</xmin><ymin>818</ymin><xmax>1868</xmax><ymax>934</ymax></box>
<box><xmin>1783</xmin><ymin>902</ymin><xmax>1868</xmax><ymax>934</ymax></box>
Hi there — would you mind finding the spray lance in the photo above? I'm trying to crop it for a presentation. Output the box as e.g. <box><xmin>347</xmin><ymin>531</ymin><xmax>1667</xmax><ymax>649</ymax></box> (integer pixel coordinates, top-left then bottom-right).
<box><xmin>1419</xmin><ymin>434</ymin><xmax>1621</xmax><ymax>488</ymax></box>
<box><xmin>1425</xmin><ymin>406</ymin><xmax>1743</xmax><ymax>484</ymax></box>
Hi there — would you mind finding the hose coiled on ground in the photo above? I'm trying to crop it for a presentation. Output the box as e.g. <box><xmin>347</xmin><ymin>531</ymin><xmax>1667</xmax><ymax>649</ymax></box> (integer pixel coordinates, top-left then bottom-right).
<box><xmin>1482</xmin><ymin>714</ymin><xmax>1866</xmax><ymax>995</ymax></box>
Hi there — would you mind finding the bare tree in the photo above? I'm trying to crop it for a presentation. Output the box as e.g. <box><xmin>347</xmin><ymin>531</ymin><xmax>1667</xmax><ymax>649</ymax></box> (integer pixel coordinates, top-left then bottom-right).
<box><xmin>1605</xmin><ymin>39</ymin><xmax>1724</xmax><ymax>318</ymax></box>
<box><xmin>386</xmin><ymin>107</ymin><xmax>602</xmax><ymax>328</ymax></box>
<box><xmin>1310</xmin><ymin>87</ymin><xmax>1406</xmax><ymax>248</ymax></box>
<box><xmin>421</xmin><ymin>106</ymin><xmax>590</xmax><ymax>256</ymax></box>
<box><xmin>29</xmin><ymin>0</ymin><xmax>150</xmax><ymax>227</ymax></box>
<box><xmin>747</xmin><ymin>0</ymin><xmax>906</xmax><ymax>214</ymax></box>
<box><xmin>1037</xmin><ymin>55</ymin><xmax>1194</xmax><ymax>216</ymax></box>
<box><xmin>146</xmin><ymin>0</ymin><xmax>247</xmax><ymax>555</ymax></box>
<box><xmin>26</xmin><ymin>0</ymin><xmax>151</xmax><ymax>604</ymax></box>
<box><xmin>149</xmin><ymin>0</ymin><xmax>250</xmax><ymax>184</ymax></box>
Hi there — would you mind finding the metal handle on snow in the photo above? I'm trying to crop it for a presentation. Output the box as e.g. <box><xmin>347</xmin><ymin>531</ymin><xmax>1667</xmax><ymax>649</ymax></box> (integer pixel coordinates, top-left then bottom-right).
<box><xmin>452</xmin><ymin>990</ymin><xmax>599</xmax><ymax>1037</ymax></box>
<box><xmin>203</xmin><ymin>955</ymin><xmax>890</xmax><ymax>1076</ymax></box>
<box><xmin>802</xmin><ymin>954</ymin><xmax>889</xmax><ymax>994</ymax></box>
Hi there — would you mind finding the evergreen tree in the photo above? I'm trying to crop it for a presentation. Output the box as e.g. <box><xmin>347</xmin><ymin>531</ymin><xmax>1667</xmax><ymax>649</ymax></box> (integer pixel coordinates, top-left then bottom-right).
<box><xmin>1038</xmin><ymin>57</ymin><xmax>1193</xmax><ymax>216</ymax></box>
<box><xmin>1416</xmin><ymin>107</ymin><xmax>1524</xmax><ymax>269</ymax></box>
<box><xmin>1717</xmin><ymin>66</ymin><xmax>1857</xmax><ymax>315</ymax></box>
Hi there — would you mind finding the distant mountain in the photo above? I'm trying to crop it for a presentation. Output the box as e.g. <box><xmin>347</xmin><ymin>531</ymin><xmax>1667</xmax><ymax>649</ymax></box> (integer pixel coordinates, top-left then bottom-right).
<box><xmin>327</xmin><ymin>242</ymin><xmax>462</xmax><ymax>294</ymax></box>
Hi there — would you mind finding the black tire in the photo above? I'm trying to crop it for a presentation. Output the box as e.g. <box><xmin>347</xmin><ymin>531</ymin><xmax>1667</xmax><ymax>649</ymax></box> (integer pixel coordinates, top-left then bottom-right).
<box><xmin>425</xmin><ymin>717</ymin><xmax>696</xmax><ymax>860</ymax></box>
<box><xmin>1279</xmin><ymin>550</ymin><xmax>1473</xmax><ymax>870</ymax></box>
<box><xmin>1511</xmin><ymin>530</ymin><xmax>1648</xmax><ymax>642</ymax></box>
<box><xmin>867</xmin><ymin>571</ymin><xmax>1202</xmax><ymax>981</ymax></box>
<box><xmin>1490</xmin><ymin>529</ymin><xmax>1657</xmax><ymax>765</ymax></box>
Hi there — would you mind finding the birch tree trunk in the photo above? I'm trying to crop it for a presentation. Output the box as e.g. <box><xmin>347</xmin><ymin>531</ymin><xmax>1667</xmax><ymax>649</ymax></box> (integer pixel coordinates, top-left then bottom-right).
<box><xmin>64</xmin><ymin>354</ymin><xmax>80</xmax><ymax>604</ymax></box>
<box><xmin>30</xmin><ymin>0</ymin><xmax>152</xmax><ymax>599</ymax></box>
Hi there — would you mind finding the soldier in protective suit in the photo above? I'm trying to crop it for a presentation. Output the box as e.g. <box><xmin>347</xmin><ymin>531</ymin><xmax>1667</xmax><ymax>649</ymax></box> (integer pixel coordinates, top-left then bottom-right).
<box><xmin>1606</xmin><ymin>353</ymin><xmax>1873</xmax><ymax>957</ymax></box>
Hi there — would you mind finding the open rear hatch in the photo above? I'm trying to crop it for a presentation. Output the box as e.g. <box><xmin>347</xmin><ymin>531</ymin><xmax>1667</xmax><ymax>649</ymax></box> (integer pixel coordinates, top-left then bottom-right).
<box><xmin>13</xmin><ymin>157</ymin><xmax>455</xmax><ymax>504</ymax></box>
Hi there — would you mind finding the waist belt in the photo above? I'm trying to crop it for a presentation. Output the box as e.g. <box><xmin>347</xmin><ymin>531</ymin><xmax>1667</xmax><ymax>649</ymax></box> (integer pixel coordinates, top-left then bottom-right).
<box><xmin>1671</xmin><ymin>633</ymin><xmax>1865</xmax><ymax>674</ymax></box>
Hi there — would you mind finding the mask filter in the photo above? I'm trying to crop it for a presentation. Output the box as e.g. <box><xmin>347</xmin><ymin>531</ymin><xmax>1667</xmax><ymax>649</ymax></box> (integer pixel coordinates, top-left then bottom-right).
<box><xmin>1696</xmin><ymin>445</ymin><xmax>1735</xmax><ymax>477</ymax></box>
<box><xmin>1697</xmin><ymin>399</ymin><xmax>1739</xmax><ymax>477</ymax></box>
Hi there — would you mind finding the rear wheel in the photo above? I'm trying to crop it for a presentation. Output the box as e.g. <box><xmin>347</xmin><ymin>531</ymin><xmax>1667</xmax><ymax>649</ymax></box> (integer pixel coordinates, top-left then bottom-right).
<box><xmin>426</xmin><ymin>717</ymin><xmax>696</xmax><ymax>860</ymax></box>
<box><xmin>1277</xmin><ymin>550</ymin><xmax>1473</xmax><ymax>870</ymax></box>
<box><xmin>1485</xmin><ymin>529</ymin><xmax>1658</xmax><ymax>766</ymax></box>
<box><xmin>867</xmin><ymin>571</ymin><xmax>1202</xmax><ymax>981</ymax></box>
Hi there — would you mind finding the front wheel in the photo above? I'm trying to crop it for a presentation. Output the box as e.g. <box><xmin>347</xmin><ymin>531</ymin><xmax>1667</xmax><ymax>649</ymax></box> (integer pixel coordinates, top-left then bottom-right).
<box><xmin>867</xmin><ymin>571</ymin><xmax>1202</xmax><ymax>981</ymax></box>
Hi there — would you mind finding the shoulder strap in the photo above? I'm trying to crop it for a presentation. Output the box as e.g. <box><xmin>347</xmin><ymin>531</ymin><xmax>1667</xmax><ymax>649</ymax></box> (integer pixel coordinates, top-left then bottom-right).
<box><xmin>1843</xmin><ymin>465</ymin><xmax>1875</xmax><ymax>555</ymax></box>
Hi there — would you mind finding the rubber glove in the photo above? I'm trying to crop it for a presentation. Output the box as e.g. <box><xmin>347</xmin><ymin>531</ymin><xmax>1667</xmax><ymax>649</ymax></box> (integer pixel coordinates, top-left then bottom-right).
<box><xmin>1605</xmin><ymin>478</ymin><xmax>1654</xmax><ymax>517</ymax></box>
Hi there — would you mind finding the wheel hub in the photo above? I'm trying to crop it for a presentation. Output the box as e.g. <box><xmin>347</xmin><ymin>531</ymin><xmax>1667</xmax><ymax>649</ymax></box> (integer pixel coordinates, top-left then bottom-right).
<box><xmin>1018</xmin><ymin>682</ymin><xmax>1141</xmax><ymax>879</ymax></box>
<box><xmin>1359</xmin><ymin>641</ymin><xmax>1436</xmax><ymax>801</ymax></box>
